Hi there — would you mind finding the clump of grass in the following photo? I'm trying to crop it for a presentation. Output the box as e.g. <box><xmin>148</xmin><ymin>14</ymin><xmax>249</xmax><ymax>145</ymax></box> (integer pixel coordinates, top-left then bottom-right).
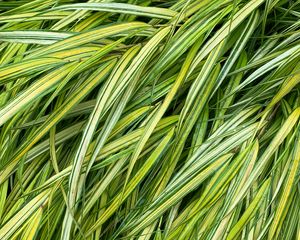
<box><xmin>0</xmin><ymin>0</ymin><xmax>300</xmax><ymax>239</ymax></box>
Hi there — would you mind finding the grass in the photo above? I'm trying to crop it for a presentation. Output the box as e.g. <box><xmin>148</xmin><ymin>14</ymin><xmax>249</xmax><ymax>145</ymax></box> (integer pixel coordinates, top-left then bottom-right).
<box><xmin>0</xmin><ymin>0</ymin><xmax>300</xmax><ymax>239</ymax></box>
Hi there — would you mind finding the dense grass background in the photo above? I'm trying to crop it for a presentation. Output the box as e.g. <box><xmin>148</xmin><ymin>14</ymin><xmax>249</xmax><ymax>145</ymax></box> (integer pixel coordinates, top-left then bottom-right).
<box><xmin>0</xmin><ymin>0</ymin><xmax>300</xmax><ymax>239</ymax></box>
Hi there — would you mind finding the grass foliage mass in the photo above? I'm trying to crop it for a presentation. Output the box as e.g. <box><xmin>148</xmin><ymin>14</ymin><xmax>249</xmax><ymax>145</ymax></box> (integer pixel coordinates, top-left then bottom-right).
<box><xmin>0</xmin><ymin>0</ymin><xmax>300</xmax><ymax>239</ymax></box>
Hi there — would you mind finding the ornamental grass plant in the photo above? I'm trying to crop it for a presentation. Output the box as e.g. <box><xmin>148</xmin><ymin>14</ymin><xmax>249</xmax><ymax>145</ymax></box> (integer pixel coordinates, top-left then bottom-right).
<box><xmin>0</xmin><ymin>0</ymin><xmax>300</xmax><ymax>239</ymax></box>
